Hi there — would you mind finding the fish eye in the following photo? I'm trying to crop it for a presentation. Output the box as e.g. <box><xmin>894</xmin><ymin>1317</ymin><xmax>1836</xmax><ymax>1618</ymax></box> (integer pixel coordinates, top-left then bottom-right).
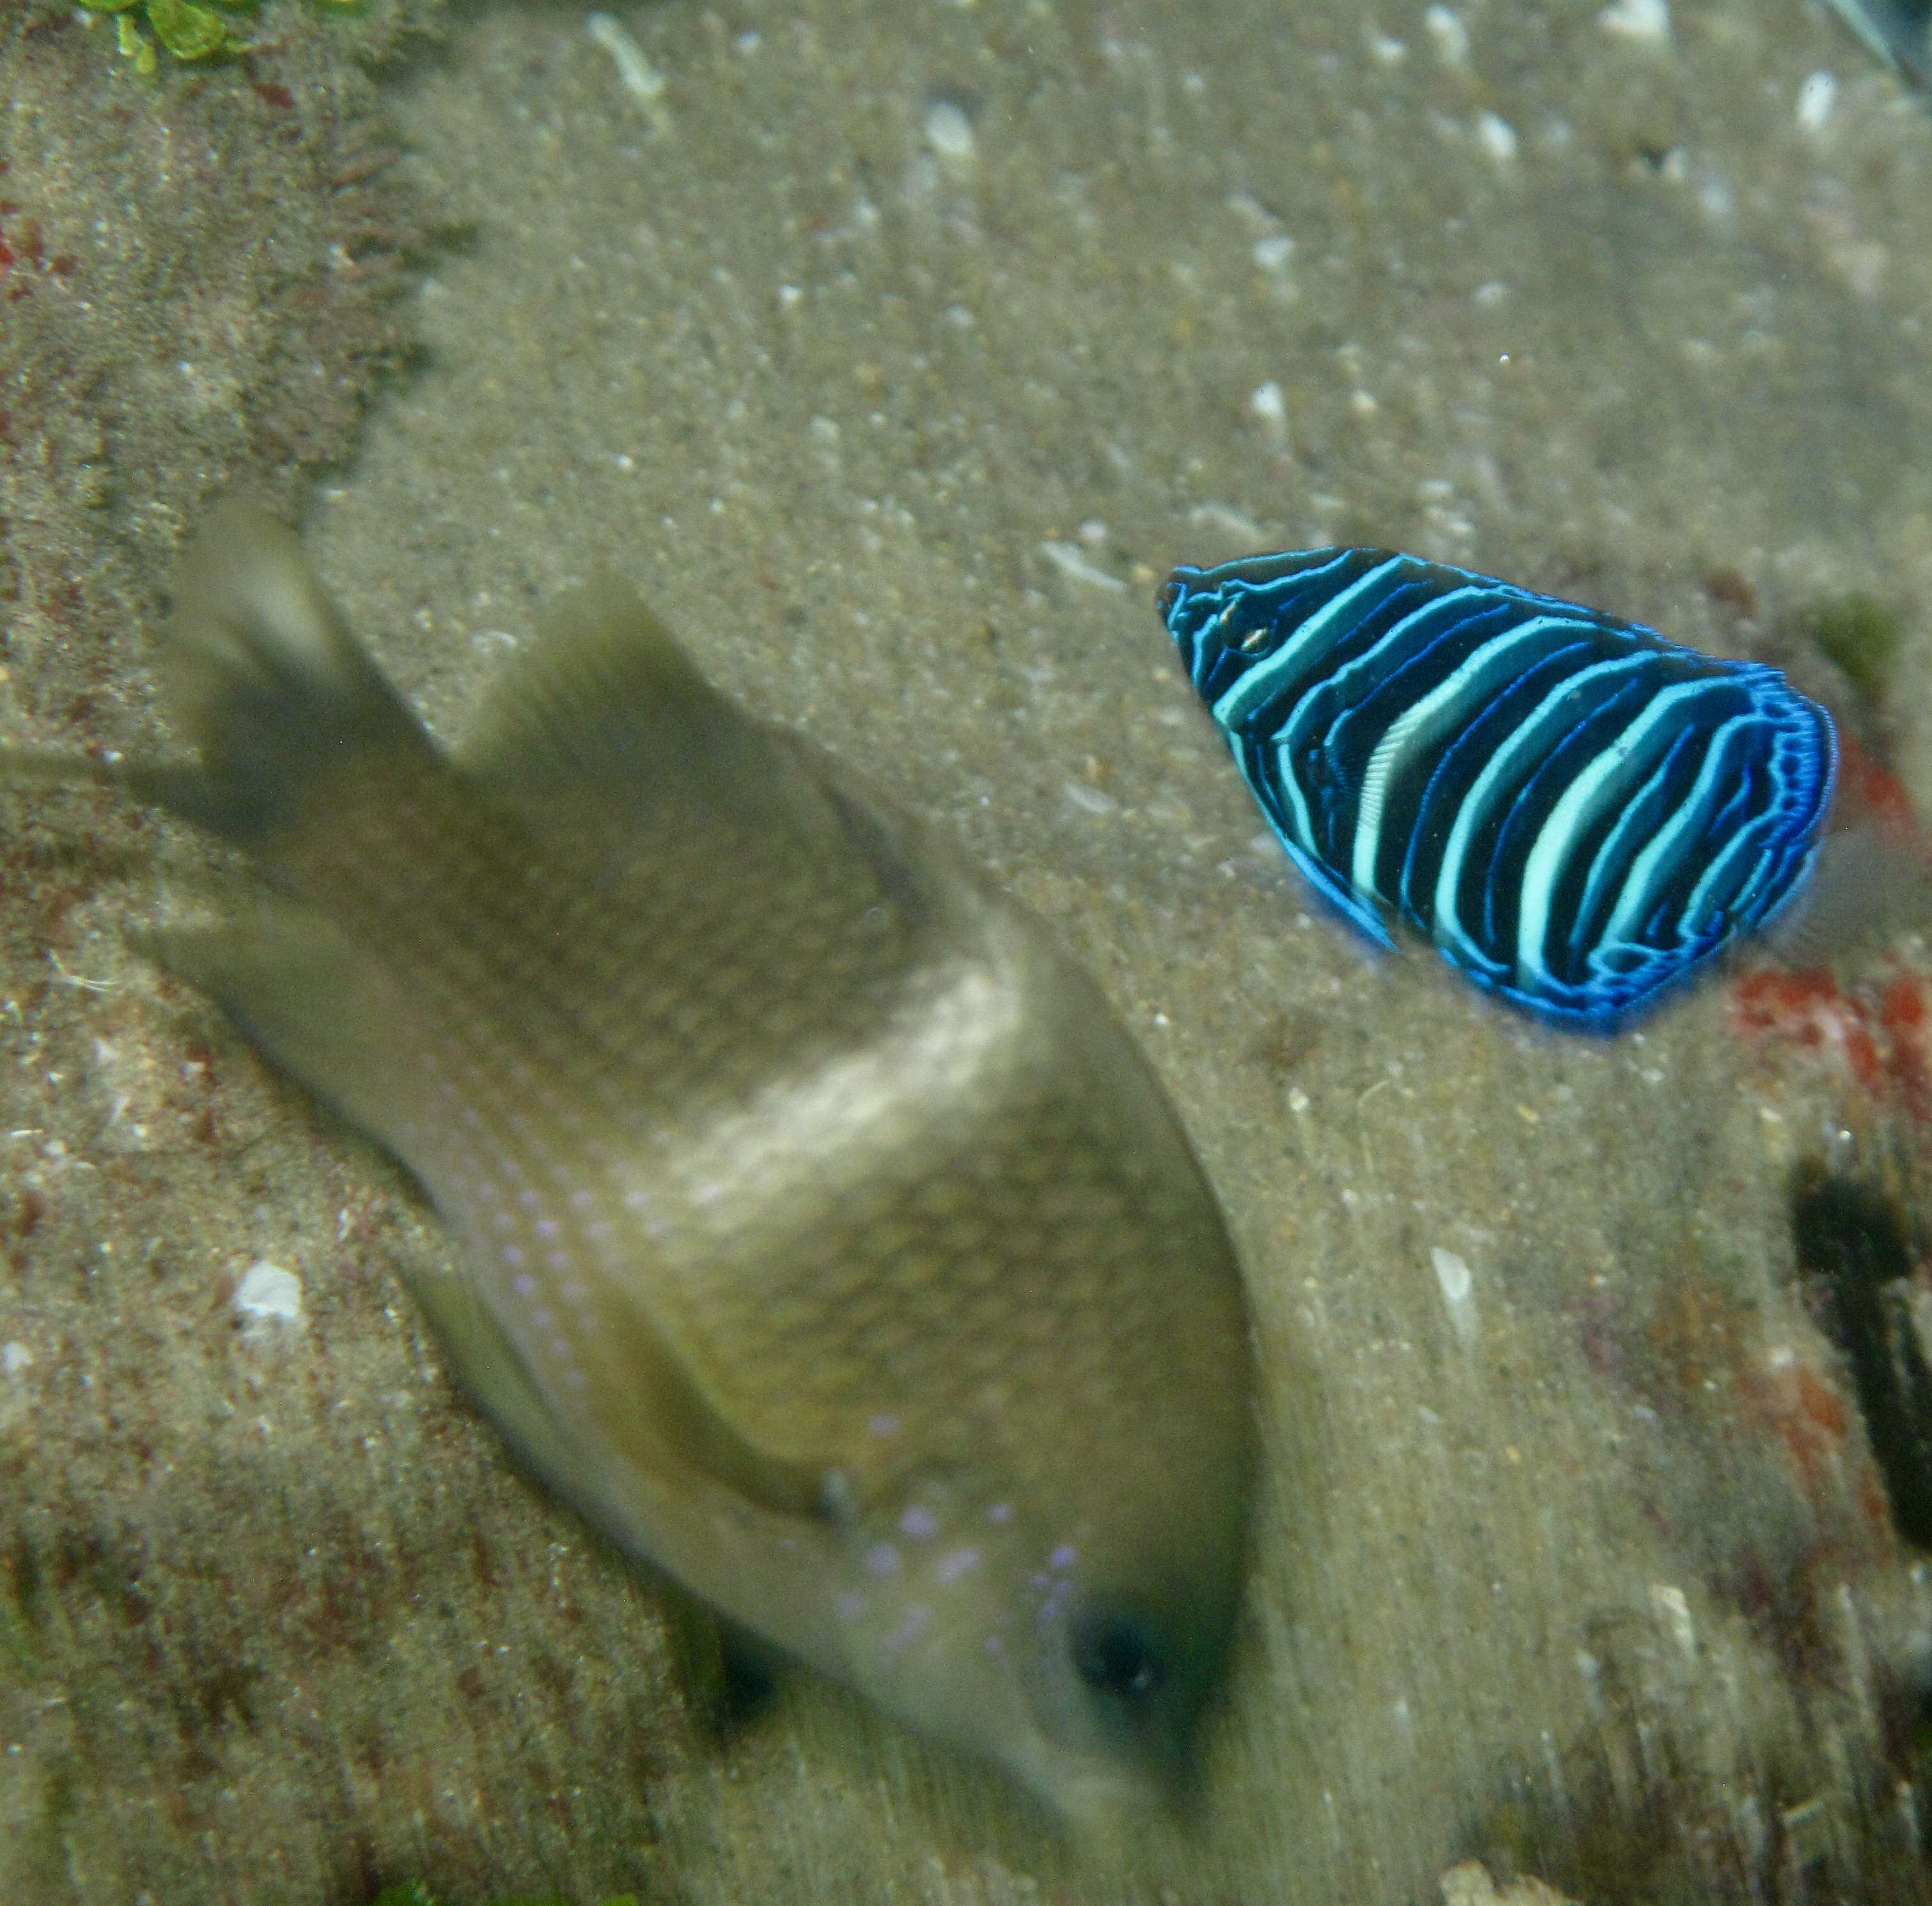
<box><xmin>1070</xmin><ymin>1610</ymin><xmax>1167</xmax><ymax>1701</ymax></box>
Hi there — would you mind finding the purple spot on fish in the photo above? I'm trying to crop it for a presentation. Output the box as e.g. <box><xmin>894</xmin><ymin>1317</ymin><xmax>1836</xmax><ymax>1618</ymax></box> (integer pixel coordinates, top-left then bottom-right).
<box><xmin>986</xmin><ymin>1501</ymin><xmax>1013</xmax><ymax>1525</ymax></box>
<box><xmin>836</xmin><ymin>1591</ymin><xmax>866</xmax><ymax>1622</ymax></box>
<box><xmin>864</xmin><ymin>1542</ymin><xmax>901</xmax><ymax>1579</ymax></box>
<box><xmin>899</xmin><ymin>1505</ymin><xmax>939</xmax><ymax>1540</ymax></box>
<box><xmin>534</xmin><ymin>1218</ymin><xmax>560</xmax><ymax>1240</ymax></box>
<box><xmin>983</xmin><ymin>1633</ymin><xmax>1005</xmax><ymax>1657</ymax></box>
<box><xmin>570</xmin><ymin>1189</ymin><xmax>595</xmax><ymax>1212</ymax></box>
<box><xmin>936</xmin><ymin>1546</ymin><xmax>981</xmax><ymax>1584</ymax></box>
<box><xmin>883</xmin><ymin>1605</ymin><xmax>931</xmax><ymax>1655</ymax></box>
<box><xmin>585</xmin><ymin>1221</ymin><xmax>612</xmax><ymax>1242</ymax></box>
<box><xmin>867</xmin><ymin>1413</ymin><xmax>901</xmax><ymax>1438</ymax></box>
<box><xmin>545</xmin><ymin>1250</ymin><xmax>571</xmax><ymax>1272</ymax></box>
<box><xmin>511</xmin><ymin>1272</ymin><xmax>536</xmax><ymax>1295</ymax></box>
<box><xmin>1048</xmin><ymin>1544</ymin><xmax>1077</xmax><ymax>1570</ymax></box>
<box><xmin>503</xmin><ymin>1246</ymin><xmax>527</xmax><ymax>1269</ymax></box>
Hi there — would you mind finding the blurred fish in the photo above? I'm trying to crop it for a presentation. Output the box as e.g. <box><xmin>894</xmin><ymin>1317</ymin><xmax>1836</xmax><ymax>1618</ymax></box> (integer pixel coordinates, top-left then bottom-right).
<box><xmin>8</xmin><ymin>504</ymin><xmax>1256</xmax><ymax>1820</ymax></box>
<box><xmin>1821</xmin><ymin>0</ymin><xmax>1931</xmax><ymax>91</ymax></box>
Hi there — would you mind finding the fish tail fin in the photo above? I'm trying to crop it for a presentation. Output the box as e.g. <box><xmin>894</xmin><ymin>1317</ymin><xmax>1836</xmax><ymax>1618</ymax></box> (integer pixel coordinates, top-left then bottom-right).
<box><xmin>1764</xmin><ymin>821</ymin><xmax>1932</xmax><ymax>966</ymax></box>
<box><xmin>143</xmin><ymin>499</ymin><xmax>433</xmax><ymax>843</ymax></box>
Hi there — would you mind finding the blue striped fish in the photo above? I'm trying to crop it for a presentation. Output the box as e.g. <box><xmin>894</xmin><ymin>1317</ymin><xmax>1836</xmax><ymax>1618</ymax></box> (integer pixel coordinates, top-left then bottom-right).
<box><xmin>1162</xmin><ymin>547</ymin><xmax>1839</xmax><ymax>1029</ymax></box>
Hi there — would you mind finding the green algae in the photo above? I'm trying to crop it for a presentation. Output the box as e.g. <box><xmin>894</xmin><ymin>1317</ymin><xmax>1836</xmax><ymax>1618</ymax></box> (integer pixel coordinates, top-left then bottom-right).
<box><xmin>1806</xmin><ymin>591</ymin><xmax>1907</xmax><ymax>706</ymax></box>
<box><xmin>368</xmin><ymin>1887</ymin><xmax>641</xmax><ymax>1906</ymax></box>
<box><xmin>77</xmin><ymin>0</ymin><xmax>360</xmax><ymax>74</ymax></box>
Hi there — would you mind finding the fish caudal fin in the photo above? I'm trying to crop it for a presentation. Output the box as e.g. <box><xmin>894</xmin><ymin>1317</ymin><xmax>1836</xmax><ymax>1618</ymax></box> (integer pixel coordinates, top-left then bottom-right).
<box><xmin>141</xmin><ymin>499</ymin><xmax>433</xmax><ymax>845</ymax></box>
<box><xmin>1762</xmin><ymin>821</ymin><xmax>1932</xmax><ymax>967</ymax></box>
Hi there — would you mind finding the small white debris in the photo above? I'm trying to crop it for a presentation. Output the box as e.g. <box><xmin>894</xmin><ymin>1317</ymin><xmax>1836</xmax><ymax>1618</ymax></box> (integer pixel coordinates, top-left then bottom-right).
<box><xmin>1249</xmin><ymin>379</ymin><xmax>1288</xmax><ymax>435</ymax></box>
<box><xmin>1366</xmin><ymin>27</ymin><xmax>1408</xmax><ymax>64</ymax></box>
<box><xmin>1598</xmin><ymin>0</ymin><xmax>1670</xmax><ymax>45</ymax></box>
<box><xmin>1064</xmin><ymin>781</ymin><xmax>1119</xmax><ymax>816</ymax></box>
<box><xmin>1472</xmin><ymin>279</ymin><xmax>1509</xmax><ymax>306</ymax></box>
<box><xmin>1648</xmin><ymin>1582</ymin><xmax>1696</xmax><ymax>1655</ymax></box>
<box><xmin>923</xmin><ymin>97</ymin><xmax>977</xmax><ymax>162</ymax></box>
<box><xmin>1038</xmin><ymin>542</ymin><xmax>1128</xmax><ymax>593</ymax></box>
<box><xmin>777</xmin><ymin>283</ymin><xmax>803</xmax><ymax>310</ymax></box>
<box><xmin>587</xmin><ymin>12</ymin><xmax>670</xmax><ymax>129</ymax></box>
<box><xmin>1424</xmin><ymin>4</ymin><xmax>1470</xmax><ymax>67</ymax></box>
<box><xmin>1796</xmin><ymin>70</ymin><xmax>1837</xmax><ymax>135</ymax></box>
<box><xmin>1431</xmin><ymin>1246</ymin><xmax>1477</xmax><ymax>1341</ymax></box>
<box><xmin>1252</xmin><ymin>233</ymin><xmax>1297</xmax><ymax>276</ymax></box>
<box><xmin>1</xmin><ymin>1342</ymin><xmax>31</xmax><ymax>1377</ymax></box>
<box><xmin>1476</xmin><ymin>112</ymin><xmax>1520</xmax><ymax>163</ymax></box>
<box><xmin>234</xmin><ymin>1260</ymin><xmax>304</xmax><ymax>1328</ymax></box>
<box><xmin>1187</xmin><ymin>501</ymin><xmax>1267</xmax><ymax>542</ymax></box>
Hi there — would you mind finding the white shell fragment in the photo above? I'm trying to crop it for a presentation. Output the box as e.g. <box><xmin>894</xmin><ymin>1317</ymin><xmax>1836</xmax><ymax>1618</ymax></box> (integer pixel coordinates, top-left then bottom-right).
<box><xmin>923</xmin><ymin>98</ymin><xmax>977</xmax><ymax>162</ymax></box>
<box><xmin>234</xmin><ymin>1260</ymin><xmax>305</xmax><ymax>1327</ymax></box>
<box><xmin>1598</xmin><ymin>0</ymin><xmax>1671</xmax><ymax>45</ymax></box>
<box><xmin>1796</xmin><ymin>70</ymin><xmax>1839</xmax><ymax>134</ymax></box>
<box><xmin>1430</xmin><ymin>1246</ymin><xmax>1479</xmax><ymax>1342</ymax></box>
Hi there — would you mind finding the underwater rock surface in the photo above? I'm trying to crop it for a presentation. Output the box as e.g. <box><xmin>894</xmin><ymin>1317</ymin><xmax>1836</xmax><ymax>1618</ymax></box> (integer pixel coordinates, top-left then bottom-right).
<box><xmin>6</xmin><ymin>0</ymin><xmax>1932</xmax><ymax>1901</ymax></box>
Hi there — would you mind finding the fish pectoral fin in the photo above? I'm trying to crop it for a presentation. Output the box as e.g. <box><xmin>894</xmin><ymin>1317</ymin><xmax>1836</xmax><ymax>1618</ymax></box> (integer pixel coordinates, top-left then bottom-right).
<box><xmin>403</xmin><ymin>1251</ymin><xmax>831</xmax><ymax>1549</ymax></box>
<box><xmin>396</xmin><ymin>1256</ymin><xmax>669</xmax><ymax>1551</ymax></box>
<box><xmin>588</xmin><ymin>1292</ymin><xmax>836</xmax><ymax>1522</ymax></box>
<box><xmin>144</xmin><ymin>898</ymin><xmax>429</xmax><ymax>1165</ymax></box>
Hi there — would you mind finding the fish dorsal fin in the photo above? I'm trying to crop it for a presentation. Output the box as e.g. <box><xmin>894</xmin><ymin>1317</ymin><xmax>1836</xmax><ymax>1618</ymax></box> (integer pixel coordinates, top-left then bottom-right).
<box><xmin>458</xmin><ymin>577</ymin><xmax>857</xmax><ymax>860</ymax></box>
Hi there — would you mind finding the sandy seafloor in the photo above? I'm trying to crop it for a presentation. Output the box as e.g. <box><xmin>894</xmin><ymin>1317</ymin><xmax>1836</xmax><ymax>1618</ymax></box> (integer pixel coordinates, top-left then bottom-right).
<box><xmin>9</xmin><ymin>1</ymin><xmax>1932</xmax><ymax>1902</ymax></box>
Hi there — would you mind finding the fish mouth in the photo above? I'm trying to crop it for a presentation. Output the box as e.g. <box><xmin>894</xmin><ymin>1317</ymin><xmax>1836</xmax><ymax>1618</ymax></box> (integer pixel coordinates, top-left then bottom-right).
<box><xmin>1006</xmin><ymin>1737</ymin><xmax>1196</xmax><ymax>1833</ymax></box>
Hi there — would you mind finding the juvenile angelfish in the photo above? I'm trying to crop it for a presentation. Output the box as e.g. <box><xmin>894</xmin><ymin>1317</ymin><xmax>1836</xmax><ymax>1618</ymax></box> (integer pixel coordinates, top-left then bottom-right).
<box><xmin>1164</xmin><ymin>547</ymin><xmax>1839</xmax><ymax>1028</ymax></box>
<box><xmin>23</xmin><ymin>506</ymin><xmax>1256</xmax><ymax>1818</ymax></box>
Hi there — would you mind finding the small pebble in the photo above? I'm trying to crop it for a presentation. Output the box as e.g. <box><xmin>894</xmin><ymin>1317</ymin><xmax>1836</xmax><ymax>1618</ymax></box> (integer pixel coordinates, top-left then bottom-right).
<box><xmin>1476</xmin><ymin>112</ymin><xmax>1520</xmax><ymax>163</ymax></box>
<box><xmin>1598</xmin><ymin>0</ymin><xmax>1670</xmax><ymax>44</ymax></box>
<box><xmin>1431</xmin><ymin>1246</ymin><xmax>1478</xmax><ymax>1342</ymax></box>
<box><xmin>924</xmin><ymin>98</ymin><xmax>976</xmax><ymax>162</ymax></box>
<box><xmin>1424</xmin><ymin>4</ymin><xmax>1471</xmax><ymax>66</ymax></box>
<box><xmin>1249</xmin><ymin>379</ymin><xmax>1288</xmax><ymax>435</ymax></box>
<box><xmin>1796</xmin><ymin>70</ymin><xmax>1837</xmax><ymax>134</ymax></box>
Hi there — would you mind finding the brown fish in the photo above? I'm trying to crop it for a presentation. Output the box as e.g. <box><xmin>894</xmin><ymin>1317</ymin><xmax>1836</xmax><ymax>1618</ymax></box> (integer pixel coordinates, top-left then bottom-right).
<box><xmin>13</xmin><ymin>504</ymin><xmax>1256</xmax><ymax>1818</ymax></box>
